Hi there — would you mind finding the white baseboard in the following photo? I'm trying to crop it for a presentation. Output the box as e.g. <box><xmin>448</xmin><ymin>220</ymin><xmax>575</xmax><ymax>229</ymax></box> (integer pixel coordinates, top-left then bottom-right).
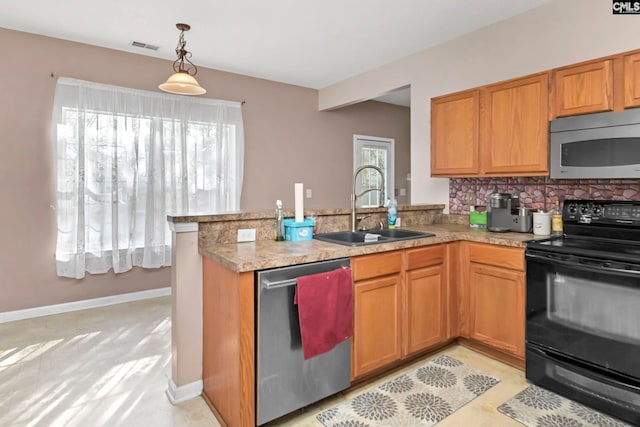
<box><xmin>166</xmin><ymin>378</ymin><xmax>203</xmax><ymax>405</ymax></box>
<box><xmin>0</xmin><ymin>287</ymin><xmax>171</xmax><ymax>324</ymax></box>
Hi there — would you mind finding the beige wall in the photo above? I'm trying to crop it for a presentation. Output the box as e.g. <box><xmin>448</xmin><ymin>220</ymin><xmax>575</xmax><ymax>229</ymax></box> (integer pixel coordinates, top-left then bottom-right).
<box><xmin>319</xmin><ymin>0</ymin><xmax>640</xmax><ymax>210</ymax></box>
<box><xmin>242</xmin><ymin>98</ymin><xmax>410</xmax><ymax>210</ymax></box>
<box><xmin>1</xmin><ymin>28</ymin><xmax>409</xmax><ymax>311</ymax></box>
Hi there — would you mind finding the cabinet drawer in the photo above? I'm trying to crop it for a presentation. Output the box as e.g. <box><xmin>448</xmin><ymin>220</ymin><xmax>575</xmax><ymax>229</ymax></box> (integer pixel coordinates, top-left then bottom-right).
<box><xmin>406</xmin><ymin>245</ymin><xmax>444</xmax><ymax>270</ymax></box>
<box><xmin>352</xmin><ymin>251</ymin><xmax>403</xmax><ymax>281</ymax></box>
<box><xmin>467</xmin><ymin>243</ymin><xmax>524</xmax><ymax>271</ymax></box>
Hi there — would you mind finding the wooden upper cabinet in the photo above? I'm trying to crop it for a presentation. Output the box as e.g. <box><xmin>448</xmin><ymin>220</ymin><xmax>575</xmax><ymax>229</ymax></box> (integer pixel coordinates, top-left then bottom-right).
<box><xmin>429</xmin><ymin>48</ymin><xmax>640</xmax><ymax>178</ymax></box>
<box><xmin>480</xmin><ymin>73</ymin><xmax>549</xmax><ymax>176</ymax></box>
<box><xmin>624</xmin><ymin>52</ymin><xmax>640</xmax><ymax>108</ymax></box>
<box><xmin>552</xmin><ymin>59</ymin><xmax>613</xmax><ymax>117</ymax></box>
<box><xmin>431</xmin><ymin>90</ymin><xmax>480</xmax><ymax>176</ymax></box>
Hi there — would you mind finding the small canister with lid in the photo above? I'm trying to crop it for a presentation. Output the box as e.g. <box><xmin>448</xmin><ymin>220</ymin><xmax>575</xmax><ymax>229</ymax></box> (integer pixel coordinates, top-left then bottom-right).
<box><xmin>532</xmin><ymin>210</ymin><xmax>552</xmax><ymax>236</ymax></box>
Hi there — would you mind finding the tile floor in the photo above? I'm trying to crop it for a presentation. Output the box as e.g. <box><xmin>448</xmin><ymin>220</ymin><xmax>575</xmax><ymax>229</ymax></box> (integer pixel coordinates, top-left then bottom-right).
<box><xmin>0</xmin><ymin>296</ymin><xmax>528</xmax><ymax>427</ymax></box>
<box><xmin>272</xmin><ymin>345</ymin><xmax>528</xmax><ymax>427</ymax></box>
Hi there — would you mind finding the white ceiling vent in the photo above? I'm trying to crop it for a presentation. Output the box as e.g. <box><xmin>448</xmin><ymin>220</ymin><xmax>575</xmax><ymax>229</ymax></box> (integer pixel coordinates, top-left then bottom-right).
<box><xmin>131</xmin><ymin>41</ymin><xmax>159</xmax><ymax>51</ymax></box>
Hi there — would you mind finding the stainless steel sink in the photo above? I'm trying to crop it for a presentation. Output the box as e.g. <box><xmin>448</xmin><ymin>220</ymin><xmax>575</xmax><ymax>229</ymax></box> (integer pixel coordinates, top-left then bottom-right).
<box><xmin>313</xmin><ymin>229</ymin><xmax>435</xmax><ymax>246</ymax></box>
<box><xmin>371</xmin><ymin>228</ymin><xmax>433</xmax><ymax>239</ymax></box>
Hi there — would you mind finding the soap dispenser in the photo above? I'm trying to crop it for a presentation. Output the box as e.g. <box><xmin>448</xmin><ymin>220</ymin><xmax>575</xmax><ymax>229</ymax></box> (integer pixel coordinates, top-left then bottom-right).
<box><xmin>387</xmin><ymin>199</ymin><xmax>398</xmax><ymax>229</ymax></box>
<box><xmin>275</xmin><ymin>200</ymin><xmax>285</xmax><ymax>241</ymax></box>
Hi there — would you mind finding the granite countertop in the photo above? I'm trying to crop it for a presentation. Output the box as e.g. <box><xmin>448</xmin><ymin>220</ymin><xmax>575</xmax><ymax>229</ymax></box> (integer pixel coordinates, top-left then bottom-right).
<box><xmin>168</xmin><ymin>203</ymin><xmax>445</xmax><ymax>224</ymax></box>
<box><xmin>200</xmin><ymin>223</ymin><xmax>547</xmax><ymax>273</ymax></box>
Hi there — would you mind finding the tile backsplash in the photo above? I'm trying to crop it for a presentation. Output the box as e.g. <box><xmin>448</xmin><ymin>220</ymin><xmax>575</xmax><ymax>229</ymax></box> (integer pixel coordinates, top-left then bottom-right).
<box><xmin>450</xmin><ymin>178</ymin><xmax>640</xmax><ymax>214</ymax></box>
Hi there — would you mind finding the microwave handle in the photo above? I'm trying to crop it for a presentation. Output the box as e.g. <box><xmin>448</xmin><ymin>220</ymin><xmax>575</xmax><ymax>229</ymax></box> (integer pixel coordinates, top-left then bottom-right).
<box><xmin>526</xmin><ymin>252</ymin><xmax>640</xmax><ymax>277</ymax></box>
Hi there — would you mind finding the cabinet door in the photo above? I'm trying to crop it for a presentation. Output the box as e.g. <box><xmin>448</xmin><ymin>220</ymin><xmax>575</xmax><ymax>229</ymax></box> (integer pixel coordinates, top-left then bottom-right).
<box><xmin>481</xmin><ymin>73</ymin><xmax>549</xmax><ymax>176</ymax></box>
<box><xmin>624</xmin><ymin>52</ymin><xmax>640</xmax><ymax>108</ymax></box>
<box><xmin>352</xmin><ymin>274</ymin><xmax>402</xmax><ymax>379</ymax></box>
<box><xmin>431</xmin><ymin>90</ymin><xmax>480</xmax><ymax>176</ymax></box>
<box><xmin>468</xmin><ymin>263</ymin><xmax>525</xmax><ymax>357</ymax></box>
<box><xmin>404</xmin><ymin>265</ymin><xmax>446</xmax><ymax>356</ymax></box>
<box><xmin>444</xmin><ymin>242</ymin><xmax>460</xmax><ymax>340</ymax></box>
<box><xmin>552</xmin><ymin>60</ymin><xmax>613</xmax><ymax>117</ymax></box>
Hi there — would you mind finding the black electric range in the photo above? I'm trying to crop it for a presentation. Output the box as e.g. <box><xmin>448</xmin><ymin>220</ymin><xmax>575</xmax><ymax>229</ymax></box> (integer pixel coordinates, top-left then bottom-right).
<box><xmin>525</xmin><ymin>199</ymin><xmax>640</xmax><ymax>426</ymax></box>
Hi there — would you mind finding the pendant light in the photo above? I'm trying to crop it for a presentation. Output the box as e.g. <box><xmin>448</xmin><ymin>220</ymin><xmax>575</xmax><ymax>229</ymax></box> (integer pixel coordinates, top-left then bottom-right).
<box><xmin>159</xmin><ymin>23</ymin><xmax>206</xmax><ymax>96</ymax></box>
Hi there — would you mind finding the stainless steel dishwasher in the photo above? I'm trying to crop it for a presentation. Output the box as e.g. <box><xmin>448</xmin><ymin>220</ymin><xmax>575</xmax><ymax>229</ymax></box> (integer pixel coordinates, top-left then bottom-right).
<box><xmin>256</xmin><ymin>258</ymin><xmax>351</xmax><ymax>426</ymax></box>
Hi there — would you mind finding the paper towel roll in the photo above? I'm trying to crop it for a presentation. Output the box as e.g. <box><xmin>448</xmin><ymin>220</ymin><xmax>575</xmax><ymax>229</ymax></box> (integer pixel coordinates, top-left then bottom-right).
<box><xmin>295</xmin><ymin>183</ymin><xmax>304</xmax><ymax>222</ymax></box>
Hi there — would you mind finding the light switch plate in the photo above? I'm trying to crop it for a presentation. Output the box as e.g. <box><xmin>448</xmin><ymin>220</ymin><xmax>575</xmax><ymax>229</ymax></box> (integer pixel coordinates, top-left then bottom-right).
<box><xmin>237</xmin><ymin>228</ymin><xmax>256</xmax><ymax>242</ymax></box>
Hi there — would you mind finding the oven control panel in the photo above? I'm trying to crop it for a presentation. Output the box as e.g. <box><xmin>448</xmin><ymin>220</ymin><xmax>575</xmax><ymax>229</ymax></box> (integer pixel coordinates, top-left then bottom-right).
<box><xmin>563</xmin><ymin>200</ymin><xmax>640</xmax><ymax>226</ymax></box>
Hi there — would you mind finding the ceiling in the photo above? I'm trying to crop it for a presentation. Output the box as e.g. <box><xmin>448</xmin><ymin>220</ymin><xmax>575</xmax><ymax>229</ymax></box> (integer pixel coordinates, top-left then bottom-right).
<box><xmin>1</xmin><ymin>0</ymin><xmax>551</xmax><ymax>105</ymax></box>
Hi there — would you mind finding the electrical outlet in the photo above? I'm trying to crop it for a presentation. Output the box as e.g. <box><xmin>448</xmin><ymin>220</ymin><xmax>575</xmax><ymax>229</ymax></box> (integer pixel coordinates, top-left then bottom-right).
<box><xmin>462</xmin><ymin>192</ymin><xmax>474</xmax><ymax>204</ymax></box>
<box><xmin>306</xmin><ymin>189</ymin><xmax>312</xmax><ymax>198</ymax></box>
<box><xmin>237</xmin><ymin>228</ymin><xmax>256</xmax><ymax>242</ymax></box>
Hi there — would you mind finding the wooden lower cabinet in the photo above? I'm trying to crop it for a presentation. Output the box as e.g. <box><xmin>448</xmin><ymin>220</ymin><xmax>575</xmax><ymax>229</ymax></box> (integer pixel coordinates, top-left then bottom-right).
<box><xmin>351</xmin><ymin>245</ymin><xmax>448</xmax><ymax>380</ymax></box>
<box><xmin>468</xmin><ymin>263</ymin><xmax>525</xmax><ymax>357</ymax></box>
<box><xmin>352</xmin><ymin>273</ymin><xmax>402</xmax><ymax>379</ymax></box>
<box><xmin>202</xmin><ymin>257</ymin><xmax>255</xmax><ymax>427</ymax></box>
<box><xmin>463</xmin><ymin>242</ymin><xmax>525</xmax><ymax>359</ymax></box>
<box><xmin>404</xmin><ymin>245</ymin><xmax>447</xmax><ymax>356</ymax></box>
<box><xmin>199</xmin><ymin>240</ymin><xmax>528</xmax><ymax>426</ymax></box>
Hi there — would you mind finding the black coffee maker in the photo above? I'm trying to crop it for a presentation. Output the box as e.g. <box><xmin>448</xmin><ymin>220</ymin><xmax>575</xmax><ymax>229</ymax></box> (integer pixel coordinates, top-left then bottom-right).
<box><xmin>486</xmin><ymin>193</ymin><xmax>532</xmax><ymax>233</ymax></box>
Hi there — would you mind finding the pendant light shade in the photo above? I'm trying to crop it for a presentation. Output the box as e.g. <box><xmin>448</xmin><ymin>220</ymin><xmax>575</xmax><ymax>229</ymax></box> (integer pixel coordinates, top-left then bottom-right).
<box><xmin>159</xmin><ymin>72</ymin><xmax>206</xmax><ymax>95</ymax></box>
<box><xmin>159</xmin><ymin>23</ymin><xmax>206</xmax><ymax>96</ymax></box>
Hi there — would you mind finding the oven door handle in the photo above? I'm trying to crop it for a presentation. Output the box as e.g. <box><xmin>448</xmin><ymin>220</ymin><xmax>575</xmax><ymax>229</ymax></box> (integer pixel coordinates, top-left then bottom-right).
<box><xmin>526</xmin><ymin>252</ymin><xmax>640</xmax><ymax>277</ymax></box>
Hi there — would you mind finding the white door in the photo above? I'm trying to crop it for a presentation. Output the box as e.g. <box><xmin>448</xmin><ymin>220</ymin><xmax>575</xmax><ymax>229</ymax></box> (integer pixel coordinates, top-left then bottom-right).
<box><xmin>353</xmin><ymin>135</ymin><xmax>395</xmax><ymax>207</ymax></box>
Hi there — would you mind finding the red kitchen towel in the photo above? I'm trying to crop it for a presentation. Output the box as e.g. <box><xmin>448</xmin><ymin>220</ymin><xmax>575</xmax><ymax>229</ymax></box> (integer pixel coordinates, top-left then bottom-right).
<box><xmin>294</xmin><ymin>267</ymin><xmax>353</xmax><ymax>360</ymax></box>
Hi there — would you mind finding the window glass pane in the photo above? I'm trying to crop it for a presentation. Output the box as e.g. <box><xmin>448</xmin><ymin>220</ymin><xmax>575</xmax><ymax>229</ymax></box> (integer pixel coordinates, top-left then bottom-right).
<box><xmin>360</xmin><ymin>147</ymin><xmax>386</xmax><ymax>206</ymax></box>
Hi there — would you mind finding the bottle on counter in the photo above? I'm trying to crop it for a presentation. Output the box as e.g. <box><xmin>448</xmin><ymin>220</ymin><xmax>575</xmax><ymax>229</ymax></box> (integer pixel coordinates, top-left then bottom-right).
<box><xmin>275</xmin><ymin>200</ymin><xmax>285</xmax><ymax>241</ymax></box>
<box><xmin>387</xmin><ymin>199</ymin><xmax>398</xmax><ymax>229</ymax></box>
<box><xmin>551</xmin><ymin>199</ymin><xmax>563</xmax><ymax>236</ymax></box>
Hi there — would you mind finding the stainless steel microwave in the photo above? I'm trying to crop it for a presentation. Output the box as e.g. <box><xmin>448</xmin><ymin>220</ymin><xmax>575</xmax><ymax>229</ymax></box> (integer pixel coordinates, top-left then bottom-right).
<box><xmin>550</xmin><ymin>109</ymin><xmax>640</xmax><ymax>179</ymax></box>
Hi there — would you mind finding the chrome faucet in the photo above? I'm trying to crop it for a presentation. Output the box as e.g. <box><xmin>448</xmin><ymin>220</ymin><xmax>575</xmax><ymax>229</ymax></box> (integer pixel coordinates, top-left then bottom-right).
<box><xmin>352</xmin><ymin>165</ymin><xmax>385</xmax><ymax>232</ymax></box>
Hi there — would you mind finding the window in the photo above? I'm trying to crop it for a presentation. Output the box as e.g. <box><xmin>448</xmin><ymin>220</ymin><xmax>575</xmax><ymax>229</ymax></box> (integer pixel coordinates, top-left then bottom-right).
<box><xmin>353</xmin><ymin>135</ymin><xmax>395</xmax><ymax>207</ymax></box>
<box><xmin>52</xmin><ymin>78</ymin><xmax>244</xmax><ymax>279</ymax></box>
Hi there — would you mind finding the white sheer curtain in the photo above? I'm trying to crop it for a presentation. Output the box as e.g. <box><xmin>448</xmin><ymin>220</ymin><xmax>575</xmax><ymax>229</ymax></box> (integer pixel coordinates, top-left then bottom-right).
<box><xmin>52</xmin><ymin>77</ymin><xmax>244</xmax><ymax>279</ymax></box>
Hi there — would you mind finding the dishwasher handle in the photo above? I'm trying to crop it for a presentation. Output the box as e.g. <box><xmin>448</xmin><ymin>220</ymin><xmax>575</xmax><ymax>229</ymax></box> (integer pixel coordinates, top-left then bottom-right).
<box><xmin>262</xmin><ymin>278</ymin><xmax>298</xmax><ymax>290</ymax></box>
<box><xmin>258</xmin><ymin>258</ymin><xmax>350</xmax><ymax>291</ymax></box>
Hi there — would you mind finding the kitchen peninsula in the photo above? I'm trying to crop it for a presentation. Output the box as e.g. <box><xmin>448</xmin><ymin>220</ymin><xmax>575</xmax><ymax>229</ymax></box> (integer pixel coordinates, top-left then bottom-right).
<box><xmin>168</xmin><ymin>204</ymin><xmax>542</xmax><ymax>427</ymax></box>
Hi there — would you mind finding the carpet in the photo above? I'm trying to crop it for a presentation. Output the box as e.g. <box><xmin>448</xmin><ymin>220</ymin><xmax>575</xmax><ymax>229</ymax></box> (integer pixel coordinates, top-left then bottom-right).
<box><xmin>316</xmin><ymin>355</ymin><xmax>500</xmax><ymax>426</ymax></box>
<box><xmin>497</xmin><ymin>385</ymin><xmax>632</xmax><ymax>427</ymax></box>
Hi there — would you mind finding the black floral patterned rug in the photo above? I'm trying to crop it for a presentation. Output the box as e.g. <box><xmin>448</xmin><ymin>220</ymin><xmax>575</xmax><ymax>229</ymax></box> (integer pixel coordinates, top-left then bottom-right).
<box><xmin>316</xmin><ymin>355</ymin><xmax>500</xmax><ymax>426</ymax></box>
<box><xmin>497</xmin><ymin>385</ymin><xmax>632</xmax><ymax>427</ymax></box>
